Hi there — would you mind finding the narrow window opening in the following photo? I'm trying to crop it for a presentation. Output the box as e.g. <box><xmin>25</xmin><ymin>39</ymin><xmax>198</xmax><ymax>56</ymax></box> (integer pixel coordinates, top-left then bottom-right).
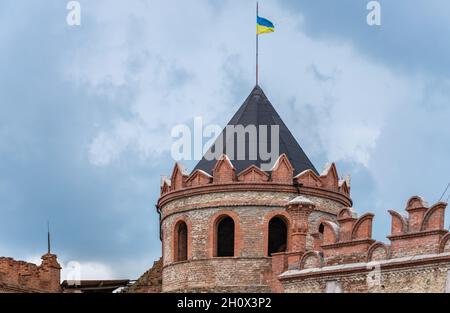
<box><xmin>319</xmin><ymin>223</ymin><xmax>325</xmax><ymax>235</ymax></box>
<box><xmin>175</xmin><ymin>222</ymin><xmax>188</xmax><ymax>262</ymax></box>
<box><xmin>216</xmin><ymin>216</ymin><xmax>235</xmax><ymax>257</ymax></box>
<box><xmin>268</xmin><ymin>217</ymin><xmax>288</xmax><ymax>256</ymax></box>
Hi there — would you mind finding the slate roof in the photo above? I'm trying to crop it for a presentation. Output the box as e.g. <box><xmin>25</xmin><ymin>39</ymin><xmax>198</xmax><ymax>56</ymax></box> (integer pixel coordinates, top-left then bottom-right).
<box><xmin>193</xmin><ymin>85</ymin><xmax>318</xmax><ymax>175</ymax></box>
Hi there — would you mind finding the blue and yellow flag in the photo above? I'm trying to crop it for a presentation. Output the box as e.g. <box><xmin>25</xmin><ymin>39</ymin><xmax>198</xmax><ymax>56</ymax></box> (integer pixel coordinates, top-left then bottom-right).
<box><xmin>257</xmin><ymin>16</ymin><xmax>275</xmax><ymax>35</ymax></box>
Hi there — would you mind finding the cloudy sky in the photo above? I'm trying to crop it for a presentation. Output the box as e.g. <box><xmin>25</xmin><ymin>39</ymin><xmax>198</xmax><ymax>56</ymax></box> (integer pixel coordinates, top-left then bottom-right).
<box><xmin>1</xmin><ymin>0</ymin><xmax>449</xmax><ymax>280</ymax></box>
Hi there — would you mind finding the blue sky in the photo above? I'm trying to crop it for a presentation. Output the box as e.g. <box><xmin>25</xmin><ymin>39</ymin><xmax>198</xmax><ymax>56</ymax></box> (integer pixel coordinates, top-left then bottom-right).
<box><xmin>0</xmin><ymin>0</ymin><xmax>449</xmax><ymax>279</ymax></box>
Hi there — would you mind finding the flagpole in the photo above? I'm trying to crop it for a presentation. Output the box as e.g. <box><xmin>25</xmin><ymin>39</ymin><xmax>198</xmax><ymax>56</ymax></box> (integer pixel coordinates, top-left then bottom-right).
<box><xmin>256</xmin><ymin>1</ymin><xmax>259</xmax><ymax>86</ymax></box>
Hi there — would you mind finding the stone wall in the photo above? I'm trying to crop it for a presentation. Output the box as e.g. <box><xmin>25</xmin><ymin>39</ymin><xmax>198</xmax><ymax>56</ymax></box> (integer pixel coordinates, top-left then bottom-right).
<box><xmin>164</xmin><ymin>205</ymin><xmax>282</xmax><ymax>264</ymax></box>
<box><xmin>162</xmin><ymin>258</ymin><xmax>272</xmax><ymax>293</ymax></box>
<box><xmin>160</xmin><ymin>191</ymin><xmax>347</xmax><ymax>221</ymax></box>
<box><xmin>160</xmin><ymin>196</ymin><xmax>343</xmax><ymax>292</ymax></box>
<box><xmin>161</xmin><ymin>205</ymin><xmax>288</xmax><ymax>292</ymax></box>
<box><xmin>158</xmin><ymin>158</ymin><xmax>351</xmax><ymax>292</ymax></box>
<box><xmin>277</xmin><ymin>196</ymin><xmax>450</xmax><ymax>293</ymax></box>
<box><xmin>0</xmin><ymin>254</ymin><xmax>61</xmax><ymax>293</ymax></box>
<box><xmin>161</xmin><ymin>193</ymin><xmax>345</xmax><ymax>265</ymax></box>
<box><xmin>282</xmin><ymin>254</ymin><xmax>450</xmax><ymax>293</ymax></box>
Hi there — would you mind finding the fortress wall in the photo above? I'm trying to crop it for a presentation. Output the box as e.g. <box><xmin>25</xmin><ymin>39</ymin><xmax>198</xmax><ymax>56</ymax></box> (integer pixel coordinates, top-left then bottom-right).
<box><xmin>0</xmin><ymin>254</ymin><xmax>61</xmax><ymax>293</ymax></box>
<box><xmin>278</xmin><ymin>196</ymin><xmax>450</xmax><ymax>293</ymax></box>
<box><xmin>282</xmin><ymin>256</ymin><xmax>450</xmax><ymax>293</ymax></box>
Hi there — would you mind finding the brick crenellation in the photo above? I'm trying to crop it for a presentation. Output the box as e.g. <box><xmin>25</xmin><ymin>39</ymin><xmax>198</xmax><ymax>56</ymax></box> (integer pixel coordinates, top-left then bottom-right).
<box><xmin>0</xmin><ymin>254</ymin><xmax>61</xmax><ymax>293</ymax></box>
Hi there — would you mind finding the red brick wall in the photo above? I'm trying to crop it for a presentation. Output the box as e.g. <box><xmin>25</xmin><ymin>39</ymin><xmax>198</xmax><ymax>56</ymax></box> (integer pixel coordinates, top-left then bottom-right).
<box><xmin>162</xmin><ymin>258</ymin><xmax>272</xmax><ymax>293</ymax></box>
<box><xmin>158</xmin><ymin>158</ymin><xmax>350</xmax><ymax>293</ymax></box>
<box><xmin>0</xmin><ymin>254</ymin><xmax>61</xmax><ymax>293</ymax></box>
<box><xmin>278</xmin><ymin>196</ymin><xmax>450</xmax><ymax>293</ymax></box>
<box><xmin>161</xmin><ymin>198</ymin><xmax>343</xmax><ymax>292</ymax></box>
<box><xmin>281</xmin><ymin>256</ymin><xmax>450</xmax><ymax>293</ymax></box>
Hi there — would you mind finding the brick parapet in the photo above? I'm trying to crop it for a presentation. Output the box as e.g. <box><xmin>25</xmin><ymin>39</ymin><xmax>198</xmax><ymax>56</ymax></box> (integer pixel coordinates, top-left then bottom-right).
<box><xmin>276</xmin><ymin>196</ymin><xmax>450</xmax><ymax>293</ymax></box>
<box><xmin>159</xmin><ymin>157</ymin><xmax>352</xmax><ymax>209</ymax></box>
<box><xmin>158</xmin><ymin>184</ymin><xmax>351</xmax><ymax>214</ymax></box>
<box><xmin>0</xmin><ymin>254</ymin><xmax>61</xmax><ymax>293</ymax></box>
<box><xmin>280</xmin><ymin>252</ymin><xmax>450</xmax><ymax>293</ymax></box>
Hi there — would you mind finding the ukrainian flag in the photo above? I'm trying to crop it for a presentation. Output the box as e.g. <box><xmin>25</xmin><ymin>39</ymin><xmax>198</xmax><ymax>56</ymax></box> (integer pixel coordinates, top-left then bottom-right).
<box><xmin>257</xmin><ymin>16</ymin><xmax>275</xmax><ymax>35</ymax></box>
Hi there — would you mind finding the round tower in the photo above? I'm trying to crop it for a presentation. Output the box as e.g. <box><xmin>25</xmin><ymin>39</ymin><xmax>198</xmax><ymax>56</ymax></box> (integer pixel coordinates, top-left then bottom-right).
<box><xmin>157</xmin><ymin>86</ymin><xmax>352</xmax><ymax>292</ymax></box>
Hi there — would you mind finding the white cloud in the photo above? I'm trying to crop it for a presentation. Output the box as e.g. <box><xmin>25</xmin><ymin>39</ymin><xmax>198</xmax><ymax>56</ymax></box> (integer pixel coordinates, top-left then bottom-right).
<box><xmin>88</xmin><ymin>130</ymin><xmax>123</xmax><ymax>166</ymax></box>
<box><xmin>64</xmin><ymin>0</ymin><xmax>421</xmax><ymax>169</ymax></box>
<box><xmin>88</xmin><ymin>119</ymin><xmax>166</xmax><ymax>166</ymax></box>
<box><xmin>26</xmin><ymin>255</ymin><xmax>116</xmax><ymax>281</ymax></box>
<box><xmin>60</xmin><ymin>260</ymin><xmax>116</xmax><ymax>281</ymax></box>
<box><xmin>62</xmin><ymin>0</ymin><xmax>449</xmax><ymax>237</ymax></box>
<box><xmin>25</xmin><ymin>255</ymin><xmax>43</xmax><ymax>266</ymax></box>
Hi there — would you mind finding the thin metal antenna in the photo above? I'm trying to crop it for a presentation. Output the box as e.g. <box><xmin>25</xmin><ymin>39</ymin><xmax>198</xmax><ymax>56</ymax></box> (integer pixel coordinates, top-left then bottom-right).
<box><xmin>47</xmin><ymin>221</ymin><xmax>51</xmax><ymax>254</ymax></box>
<box><xmin>439</xmin><ymin>182</ymin><xmax>450</xmax><ymax>202</ymax></box>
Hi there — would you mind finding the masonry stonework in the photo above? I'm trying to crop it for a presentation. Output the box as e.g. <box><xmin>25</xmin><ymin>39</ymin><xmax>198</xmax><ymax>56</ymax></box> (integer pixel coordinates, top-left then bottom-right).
<box><xmin>0</xmin><ymin>254</ymin><xmax>61</xmax><ymax>293</ymax></box>
<box><xmin>157</xmin><ymin>153</ymin><xmax>353</xmax><ymax>292</ymax></box>
<box><xmin>282</xmin><ymin>256</ymin><xmax>450</xmax><ymax>293</ymax></box>
<box><xmin>278</xmin><ymin>196</ymin><xmax>450</xmax><ymax>293</ymax></box>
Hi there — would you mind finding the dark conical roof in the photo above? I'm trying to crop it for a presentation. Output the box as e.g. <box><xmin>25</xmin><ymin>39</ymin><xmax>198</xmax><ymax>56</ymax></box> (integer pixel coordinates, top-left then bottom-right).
<box><xmin>193</xmin><ymin>85</ymin><xmax>318</xmax><ymax>175</ymax></box>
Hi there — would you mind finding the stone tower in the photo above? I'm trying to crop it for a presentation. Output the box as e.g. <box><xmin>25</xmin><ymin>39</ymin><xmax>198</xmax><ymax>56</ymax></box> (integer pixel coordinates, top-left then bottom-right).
<box><xmin>157</xmin><ymin>86</ymin><xmax>352</xmax><ymax>292</ymax></box>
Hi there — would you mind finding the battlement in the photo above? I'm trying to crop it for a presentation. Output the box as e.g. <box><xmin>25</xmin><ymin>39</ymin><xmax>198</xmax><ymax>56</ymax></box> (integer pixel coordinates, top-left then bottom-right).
<box><xmin>160</xmin><ymin>154</ymin><xmax>350</xmax><ymax>199</ymax></box>
<box><xmin>0</xmin><ymin>254</ymin><xmax>61</xmax><ymax>293</ymax></box>
<box><xmin>388</xmin><ymin>196</ymin><xmax>448</xmax><ymax>258</ymax></box>
<box><xmin>277</xmin><ymin>196</ymin><xmax>449</xmax><ymax>274</ymax></box>
<box><xmin>273</xmin><ymin>196</ymin><xmax>450</xmax><ymax>293</ymax></box>
<box><xmin>316</xmin><ymin>208</ymin><xmax>376</xmax><ymax>266</ymax></box>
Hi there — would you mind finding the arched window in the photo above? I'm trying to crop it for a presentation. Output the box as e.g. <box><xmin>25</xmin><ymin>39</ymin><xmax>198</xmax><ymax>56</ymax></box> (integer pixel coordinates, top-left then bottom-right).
<box><xmin>319</xmin><ymin>223</ymin><xmax>325</xmax><ymax>235</ymax></box>
<box><xmin>268</xmin><ymin>217</ymin><xmax>288</xmax><ymax>256</ymax></box>
<box><xmin>174</xmin><ymin>221</ymin><xmax>188</xmax><ymax>262</ymax></box>
<box><xmin>215</xmin><ymin>216</ymin><xmax>235</xmax><ymax>257</ymax></box>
